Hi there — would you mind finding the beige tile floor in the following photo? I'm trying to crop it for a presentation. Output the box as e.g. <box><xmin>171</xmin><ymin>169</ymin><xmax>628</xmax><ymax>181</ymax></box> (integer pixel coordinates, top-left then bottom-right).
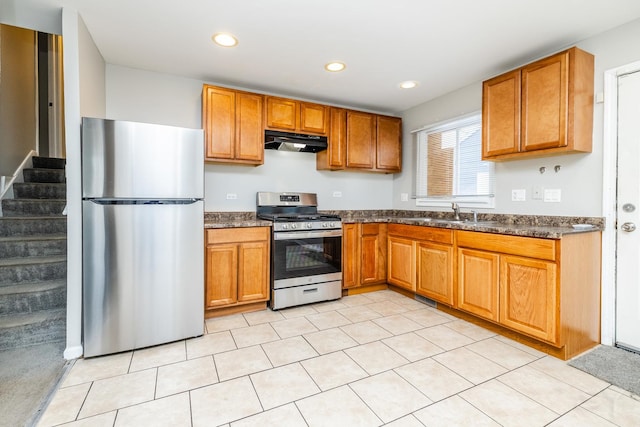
<box><xmin>38</xmin><ymin>290</ymin><xmax>640</xmax><ymax>427</ymax></box>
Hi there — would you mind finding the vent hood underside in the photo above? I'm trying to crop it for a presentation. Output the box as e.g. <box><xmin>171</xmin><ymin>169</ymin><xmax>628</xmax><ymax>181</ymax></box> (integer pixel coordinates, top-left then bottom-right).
<box><xmin>264</xmin><ymin>130</ymin><xmax>328</xmax><ymax>153</ymax></box>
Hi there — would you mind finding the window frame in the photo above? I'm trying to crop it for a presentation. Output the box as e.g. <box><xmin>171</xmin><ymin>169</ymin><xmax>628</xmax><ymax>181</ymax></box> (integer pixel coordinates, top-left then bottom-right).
<box><xmin>414</xmin><ymin>112</ymin><xmax>495</xmax><ymax>209</ymax></box>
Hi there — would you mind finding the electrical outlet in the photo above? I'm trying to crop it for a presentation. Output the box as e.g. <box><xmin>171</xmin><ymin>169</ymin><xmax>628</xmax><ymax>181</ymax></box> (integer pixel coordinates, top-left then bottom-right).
<box><xmin>226</xmin><ymin>193</ymin><xmax>237</xmax><ymax>200</ymax></box>
<box><xmin>544</xmin><ymin>189</ymin><xmax>561</xmax><ymax>202</ymax></box>
<box><xmin>511</xmin><ymin>189</ymin><xmax>526</xmax><ymax>201</ymax></box>
<box><xmin>332</xmin><ymin>191</ymin><xmax>342</xmax><ymax>198</ymax></box>
<box><xmin>533</xmin><ymin>186</ymin><xmax>544</xmax><ymax>200</ymax></box>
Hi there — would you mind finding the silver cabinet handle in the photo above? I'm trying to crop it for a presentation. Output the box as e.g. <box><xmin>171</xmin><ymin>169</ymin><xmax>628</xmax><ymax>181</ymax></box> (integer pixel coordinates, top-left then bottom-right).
<box><xmin>621</xmin><ymin>222</ymin><xmax>636</xmax><ymax>232</ymax></box>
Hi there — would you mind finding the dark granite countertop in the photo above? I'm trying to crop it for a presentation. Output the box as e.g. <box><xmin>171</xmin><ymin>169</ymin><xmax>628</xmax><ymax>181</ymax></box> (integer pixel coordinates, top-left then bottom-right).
<box><xmin>335</xmin><ymin>210</ymin><xmax>604</xmax><ymax>239</ymax></box>
<box><xmin>204</xmin><ymin>210</ymin><xmax>604</xmax><ymax>239</ymax></box>
<box><xmin>204</xmin><ymin>212</ymin><xmax>271</xmax><ymax>229</ymax></box>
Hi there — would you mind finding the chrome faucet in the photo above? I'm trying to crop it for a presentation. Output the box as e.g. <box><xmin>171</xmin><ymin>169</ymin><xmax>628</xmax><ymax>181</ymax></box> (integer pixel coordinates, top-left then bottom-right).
<box><xmin>451</xmin><ymin>202</ymin><xmax>460</xmax><ymax>220</ymax></box>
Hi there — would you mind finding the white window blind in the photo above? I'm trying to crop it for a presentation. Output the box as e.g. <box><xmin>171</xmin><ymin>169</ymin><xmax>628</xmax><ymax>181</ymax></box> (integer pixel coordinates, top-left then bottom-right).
<box><xmin>415</xmin><ymin>114</ymin><xmax>495</xmax><ymax>206</ymax></box>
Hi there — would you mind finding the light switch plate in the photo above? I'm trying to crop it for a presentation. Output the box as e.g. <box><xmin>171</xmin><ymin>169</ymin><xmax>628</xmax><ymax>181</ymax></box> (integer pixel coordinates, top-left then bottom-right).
<box><xmin>511</xmin><ymin>189</ymin><xmax>526</xmax><ymax>201</ymax></box>
<box><xmin>544</xmin><ymin>188</ymin><xmax>561</xmax><ymax>202</ymax></box>
<box><xmin>400</xmin><ymin>193</ymin><xmax>409</xmax><ymax>202</ymax></box>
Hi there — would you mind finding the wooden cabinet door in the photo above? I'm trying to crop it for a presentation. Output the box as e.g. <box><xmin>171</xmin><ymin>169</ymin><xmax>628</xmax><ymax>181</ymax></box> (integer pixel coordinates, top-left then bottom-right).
<box><xmin>346</xmin><ymin>111</ymin><xmax>376</xmax><ymax>169</ymax></box>
<box><xmin>499</xmin><ymin>255</ymin><xmax>558</xmax><ymax>343</ymax></box>
<box><xmin>300</xmin><ymin>102</ymin><xmax>328</xmax><ymax>135</ymax></box>
<box><xmin>457</xmin><ymin>248</ymin><xmax>499</xmax><ymax>321</ymax></box>
<box><xmin>317</xmin><ymin>107</ymin><xmax>346</xmax><ymax>170</ymax></box>
<box><xmin>521</xmin><ymin>51</ymin><xmax>568</xmax><ymax>152</ymax></box>
<box><xmin>482</xmin><ymin>69</ymin><xmax>521</xmax><ymax>158</ymax></box>
<box><xmin>203</xmin><ymin>86</ymin><xmax>235</xmax><ymax>160</ymax></box>
<box><xmin>265</xmin><ymin>97</ymin><xmax>298</xmax><ymax>131</ymax></box>
<box><xmin>417</xmin><ymin>241</ymin><xmax>454</xmax><ymax>305</ymax></box>
<box><xmin>237</xmin><ymin>241</ymin><xmax>269</xmax><ymax>303</ymax></box>
<box><xmin>205</xmin><ymin>244</ymin><xmax>238</xmax><ymax>308</ymax></box>
<box><xmin>342</xmin><ymin>223</ymin><xmax>359</xmax><ymax>288</ymax></box>
<box><xmin>387</xmin><ymin>235</ymin><xmax>415</xmax><ymax>291</ymax></box>
<box><xmin>235</xmin><ymin>92</ymin><xmax>264</xmax><ymax>163</ymax></box>
<box><xmin>360</xmin><ymin>223</ymin><xmax>387</xmax><ymax>285</ymax></box>
<box><xmin>376</xmin><ymin>116</ymin><xmax>402</xmax><ymax>172</ymax></box>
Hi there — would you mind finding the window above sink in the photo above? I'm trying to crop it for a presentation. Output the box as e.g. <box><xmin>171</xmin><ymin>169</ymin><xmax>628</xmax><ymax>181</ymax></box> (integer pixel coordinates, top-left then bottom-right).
<box><xmin>413</xmin><ymin>113</ymin><xmax>495</xmax><ymax>209</ymax></box>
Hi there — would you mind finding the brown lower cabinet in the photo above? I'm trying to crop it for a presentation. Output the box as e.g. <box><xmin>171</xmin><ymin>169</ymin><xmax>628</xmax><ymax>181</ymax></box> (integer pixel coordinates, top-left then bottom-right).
<box><xmin>342</xmin><ymin>223</ymin><xmax>387</xmax><ymax>289</ymax></box>
<box><xmin>205</xmin><ymin>227</ymin><xmax>270</xmax><ymax>315</ymax></box>
<box><xmin>456</xmin><ymin>230</ymin><xmax>600</xmax><ymax>358</ymax></box>
<box><xmin>387</xmin><ymin>224</ymin><xmax>454</xmax><ymax>300</ymax></box>
<box><xmin>384</xmin><ymin>224</ymin><xmax>600</xmax><ymax>359</ymax></box>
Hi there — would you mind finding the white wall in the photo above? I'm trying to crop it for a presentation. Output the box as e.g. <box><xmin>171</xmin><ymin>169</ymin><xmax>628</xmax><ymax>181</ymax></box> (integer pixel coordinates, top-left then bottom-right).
<box><xmin>61</xmin><ymin>9</ymin><xmax>107</xmax><ymax>359</ymax></box>
<box><xmin>78</xmin><ymin>17</ymin><xmax>105</xmax><ymax>118</ymax></box>
<box><xmin>105</xmin><ymin>64</ymin><xmax>394</xmax><ymax>211</ymax></box>
<box><xmin>0</xmin><ymin>0</ymin><xmax>61</xmax><ymax>35</ymax></box>
<box><xmin>394</xmin><ymin>17</ymin><xmax>640</xmax><ymax>217</ymax></box>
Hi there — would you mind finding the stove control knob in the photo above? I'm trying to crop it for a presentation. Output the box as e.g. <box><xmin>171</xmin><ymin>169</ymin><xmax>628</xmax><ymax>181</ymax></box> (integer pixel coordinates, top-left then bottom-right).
<box><xmin>306</xmin><ymin>223</ymin><xmax>313</xmax><ymax>229</ymax></box>
<box><xmin>330</xmin><ymin>222</ymin><xmax>337</xmax><ymax>228</ymax></box>
<box><xmin>291</xmin><ymin>223</ymin><xmax>297</xmax><ymax>229</ymax></box>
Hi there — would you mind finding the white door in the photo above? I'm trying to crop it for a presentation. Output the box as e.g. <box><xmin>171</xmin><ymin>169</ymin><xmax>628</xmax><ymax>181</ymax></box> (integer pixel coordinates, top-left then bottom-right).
<box><xmin>616</xmin><ymin>70</ymin><xmax>640</xmax><ymax>352</ymax></box>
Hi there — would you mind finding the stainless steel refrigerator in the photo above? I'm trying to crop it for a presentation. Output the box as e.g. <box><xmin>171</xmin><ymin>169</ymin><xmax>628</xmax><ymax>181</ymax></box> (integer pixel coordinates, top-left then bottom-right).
<box><xmin>81</xmin><ymin>117</ymin><xmax>204</xmax><ymax>357</ymax></box>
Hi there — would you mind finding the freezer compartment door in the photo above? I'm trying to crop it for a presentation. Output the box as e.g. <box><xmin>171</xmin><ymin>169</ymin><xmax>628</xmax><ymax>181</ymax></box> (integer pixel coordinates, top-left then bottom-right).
<box><xmin>83</xmin><ymin>199</ymin><xmax>204</xmax><ymax>357</ymax></box>
<box><xmin>82</xmin><ymin>117</ymin><xmax>204</xmax><ymax>199</ymax></box>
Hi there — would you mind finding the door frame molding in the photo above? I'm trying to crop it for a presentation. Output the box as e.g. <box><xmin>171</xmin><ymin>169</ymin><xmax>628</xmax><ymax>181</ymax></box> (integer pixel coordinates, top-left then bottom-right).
<box><xmin>602</xmin><ymin>59</ymin><xmax>640</xmax><ymax>346</ymax></box>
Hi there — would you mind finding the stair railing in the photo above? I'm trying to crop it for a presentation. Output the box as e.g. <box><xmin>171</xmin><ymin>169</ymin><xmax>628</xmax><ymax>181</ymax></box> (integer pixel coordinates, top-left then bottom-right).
<box><xmin>0</xmin><ymin>150</ymin><xmax>37</xmax><ymax>216</ymax></box>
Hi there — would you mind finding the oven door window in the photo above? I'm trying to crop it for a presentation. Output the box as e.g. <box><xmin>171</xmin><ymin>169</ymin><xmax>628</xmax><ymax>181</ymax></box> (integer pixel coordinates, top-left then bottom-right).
<box><xmin>273</xmin><ymin>236</ymin><xmax>341</xmax><ymax>280</ymax></box>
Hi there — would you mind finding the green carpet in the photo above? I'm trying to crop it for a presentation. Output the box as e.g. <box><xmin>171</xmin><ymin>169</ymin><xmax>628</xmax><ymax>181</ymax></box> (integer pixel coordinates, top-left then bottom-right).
<box><xmin>0</xmin><ymin>341</ymin><xmax>69</xmax><ymax>427</ymax></box>
<box><xmin>569</xmin><ymin>345</ymin><xmax>640</xmax><ymax>396</ymax></box>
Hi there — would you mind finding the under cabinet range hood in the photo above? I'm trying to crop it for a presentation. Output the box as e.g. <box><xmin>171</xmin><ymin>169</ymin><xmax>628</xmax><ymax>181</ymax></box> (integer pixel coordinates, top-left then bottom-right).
<box><xmin>264</xmin><ymin>130</ymin><xmax>328</xmax><ymax>153</ymax></box>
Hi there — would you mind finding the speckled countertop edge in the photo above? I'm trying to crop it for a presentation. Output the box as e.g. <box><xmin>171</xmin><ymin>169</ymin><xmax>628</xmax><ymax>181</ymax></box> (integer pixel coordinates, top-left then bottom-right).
<box><xmin>204</xmin><ymin>212</ymin><xmax>271</xmax><ymax>229</ymax></box>
<box><xmin>204</xmin><ymin>210</ymin><xmax>604</xmax><ymax>238</ymax></box>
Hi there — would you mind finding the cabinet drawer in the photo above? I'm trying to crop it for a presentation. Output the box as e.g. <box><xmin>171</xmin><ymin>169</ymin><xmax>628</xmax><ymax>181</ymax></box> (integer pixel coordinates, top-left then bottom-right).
<box><xmin>388</xmin><ymin>224</ymin><xmax>453</xmax><ymax>245</ymax></box>
<box><xmin>456</xmin><ymin>230</ymin><xmax>556</xmax><ymax>261</ymax></box>
<box><xmin>362</xmin><ymin>223</ymin><xmax>383</xmax><ymax>235</ymax></box>
<box><xmin>207</xmin><ymin>227</ymin><xmax>270</xmax><ymax>245</ymax></box>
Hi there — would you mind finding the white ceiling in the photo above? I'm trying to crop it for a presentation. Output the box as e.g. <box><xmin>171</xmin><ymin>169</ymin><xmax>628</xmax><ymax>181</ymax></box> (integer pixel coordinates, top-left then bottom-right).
<box><xmin>15</xmin><ymin>0</ymin><xmax>640</xmax><ymax>113</ymax></box>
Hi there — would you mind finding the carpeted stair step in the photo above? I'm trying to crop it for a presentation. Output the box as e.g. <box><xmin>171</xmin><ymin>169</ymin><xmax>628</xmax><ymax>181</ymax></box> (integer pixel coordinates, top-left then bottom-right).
<box><xmin>13</xmin><ymin>182</ymin><xmax>66</xmax><ymax>200</ymax></box>
<box><xmin>0</xmin><ymin>216</ymin><xmax>66</xmax><ymax>238</ymax></box>
<box><xmin>0</xmin><ymin>235</ymin><xmax>67</xmax><ymax>258</ymax></box>
<box><xmin>0</xmin><ymin>256</ymin><xmax>66</xmax><ymax>287</ymax></box>
<box><xmin>0</xmin><ymin>308</ymin><xmax>66</xmax><ymax>350</ymax></box>
<box><xmin>32</xmin><ymin>156</ymin><xmax>66</xmax><ymax>170</ymax></box>
<box><xmin>22</xmin><ymin>168</ymin><xmax>65</xmax><ymax>184</ymax></box>
<box><xmin>0</xmin><ymin>280</ymin><xmax>66</xmax><ymax>316</ymax></box>
<box><xmin>1</xmin><ymin>199</ymin><xmax>66</xmax><ymax>217</ymax></box>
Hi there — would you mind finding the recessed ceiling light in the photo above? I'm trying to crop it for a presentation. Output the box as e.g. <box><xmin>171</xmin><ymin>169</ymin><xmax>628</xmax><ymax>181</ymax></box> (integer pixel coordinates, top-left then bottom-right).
<box><xmin>325</xmin><ymin>61</ymin><xmax>346</xmax><ymax>72</ymax></box>
<box><xmin>212</xmin><ymin>32</ymin><xmax>238</xmax><ymax>47</ymax></box>
<box><xmin>399</xmin><ymin>80</ymin><xmax>419</xmax><ymax>89</ymax></box>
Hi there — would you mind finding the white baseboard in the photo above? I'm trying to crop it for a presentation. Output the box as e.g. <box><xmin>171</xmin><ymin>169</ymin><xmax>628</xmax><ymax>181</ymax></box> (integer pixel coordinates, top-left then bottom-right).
<box><xmin>63</xmin><ymin>345</ymin><xmax>83</xmax><ymax>360</ymax></box>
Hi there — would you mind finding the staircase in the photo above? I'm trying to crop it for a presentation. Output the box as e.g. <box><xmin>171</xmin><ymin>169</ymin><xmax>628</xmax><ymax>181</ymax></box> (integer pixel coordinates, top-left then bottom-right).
<box><xmin>0</xmin><ymin>156</ymin><xmax>67</xmax><ymax>350</ymax></box>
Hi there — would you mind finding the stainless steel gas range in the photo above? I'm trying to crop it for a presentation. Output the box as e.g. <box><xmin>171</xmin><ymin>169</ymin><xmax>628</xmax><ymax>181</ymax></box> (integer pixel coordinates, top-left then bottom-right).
<box><xmin>257</xmin><ymin>192</ymin><xmax>342</xmax><ymax>310</ymax></box>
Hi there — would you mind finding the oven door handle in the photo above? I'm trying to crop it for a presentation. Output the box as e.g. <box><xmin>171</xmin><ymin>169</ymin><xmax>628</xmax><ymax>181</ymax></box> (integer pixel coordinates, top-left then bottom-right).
<box><xmin>274</xmin><ymin>229</ymin><xmax>342</xmax><ymax>240</ymax></box>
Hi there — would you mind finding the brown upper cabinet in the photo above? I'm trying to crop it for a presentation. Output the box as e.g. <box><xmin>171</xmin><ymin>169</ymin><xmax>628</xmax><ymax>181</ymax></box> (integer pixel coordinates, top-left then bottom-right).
<box><xmin>202</xmin><ymin>85</ymin><xmax>264</xmax><ymax>165</ymax></box>
<box><xmin>317</xmin><ymin>107</ymin><xmax>348</xmax><ymax>170</ymax></box>
<box><xmin>265</xmin><ymin>96</ymin><xmax>329</xmax><ymax>135</ymax></box>
<box><xmin>376</xmin><ymin>115</ymin><xmax>402</xmax><ymax>172</ymax></box>
<box><xmin>318</xmin><ymin>108</ymin><xmax>402</xmax><ymax>173</ymax></box>
<box><xmin>482</xmin><ymin>47</ymin><xmax>594</xmax><ymax>161</ymax></box>
<box><xmin>346</xmin><ymin>110</ymin><xmax>376</xmax><ymax>169</ymax></box>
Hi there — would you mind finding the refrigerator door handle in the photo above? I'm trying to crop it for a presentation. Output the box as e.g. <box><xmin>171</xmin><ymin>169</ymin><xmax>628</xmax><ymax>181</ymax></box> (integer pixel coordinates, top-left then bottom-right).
<box><xmin>86</xmin><ymin>199</ymin><xmax>201</xmax><ymax>205</ymax></box>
